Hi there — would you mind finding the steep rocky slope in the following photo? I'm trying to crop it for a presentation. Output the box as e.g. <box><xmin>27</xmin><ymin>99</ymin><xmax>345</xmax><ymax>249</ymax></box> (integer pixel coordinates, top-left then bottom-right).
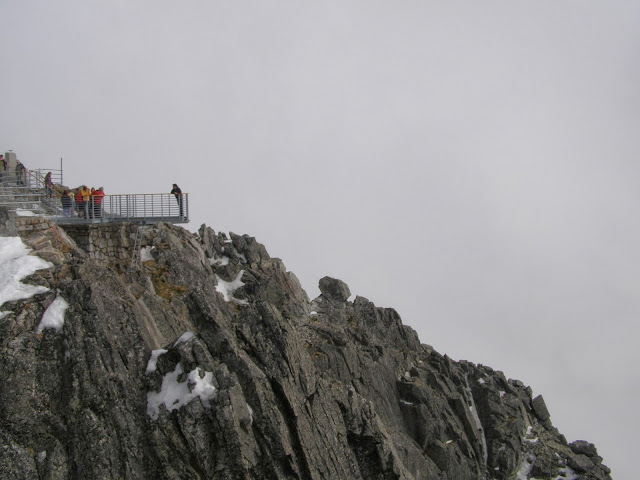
<box><xmin>0</xmin><ymin>210</ymin><xmax>612</xmax><ymax>479</ymax></box>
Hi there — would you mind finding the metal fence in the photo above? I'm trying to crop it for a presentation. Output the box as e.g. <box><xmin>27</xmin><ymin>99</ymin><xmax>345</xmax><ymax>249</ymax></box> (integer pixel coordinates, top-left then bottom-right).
<box><xmin>49</xmin><ymin>193</ymin><xmax>189</xmax><ymax>225</ymax></box>
<box><xmin>0</xmin><ymin>172</ymin><xmax>31</xmax><ymax>187</ymax></box>
<box><xmin>32</xmin><ymin>168</ymin><xmax>63</xmax><ymax>186</ymax></box>
<box><xmin>0</xmin><ymin>191</ymin><xmax>47</xmax><ymax>213</ymax></box>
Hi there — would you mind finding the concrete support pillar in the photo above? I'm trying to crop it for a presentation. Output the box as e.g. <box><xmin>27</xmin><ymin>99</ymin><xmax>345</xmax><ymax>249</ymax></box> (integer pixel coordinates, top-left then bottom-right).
<box><xmin>4</xmin><ymin>151</ymin><xmax>17</xmax><ymax>171</ymax></box>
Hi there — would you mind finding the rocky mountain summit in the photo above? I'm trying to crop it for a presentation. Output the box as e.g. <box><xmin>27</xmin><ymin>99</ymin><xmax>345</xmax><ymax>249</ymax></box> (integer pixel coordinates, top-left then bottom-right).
<box><xmin>0</xmin><ymin>209</ymin><xmax>612</xmax><ymax>479</ymax></box>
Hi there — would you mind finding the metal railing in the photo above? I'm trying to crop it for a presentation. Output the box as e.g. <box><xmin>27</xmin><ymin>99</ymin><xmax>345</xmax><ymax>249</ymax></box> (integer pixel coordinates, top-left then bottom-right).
<box><xmin>0</xmin><ymin>172</ymin><xmax>31</xmax><ymax>187</ymax></box>
<box><xmin>0</xmin><ymin>193</ymin><xmax>47</xmax><ymax>211</ymax></box>
<box><xmin>32</xmin><ymin>168</ymin><xmax>63</xmax><ymax>186</ymax></box>
<box><xmin>48</xmin><ymin>193</ymin><xmax>189</xmax><ymax>225</ymax></box>
<box><xmin>0</xmin><ymin>172</ymin><xmax>48</xmax><ymax>212</ymax></box>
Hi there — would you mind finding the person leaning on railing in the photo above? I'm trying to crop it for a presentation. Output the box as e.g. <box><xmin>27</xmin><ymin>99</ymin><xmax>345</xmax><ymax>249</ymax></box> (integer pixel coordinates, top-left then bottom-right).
<box><xmin>171</xmin><ymin>183</ymin><xmax>183</xmax><ymax>217</ymax></box>
<box><xmin>92</xmin><ymin>187</ymin><xmax>105</xmax><ymax>218</ymax></box>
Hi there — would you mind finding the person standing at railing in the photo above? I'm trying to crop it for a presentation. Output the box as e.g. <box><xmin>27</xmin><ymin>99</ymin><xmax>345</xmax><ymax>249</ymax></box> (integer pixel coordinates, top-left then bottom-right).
<box><xmin>44</xmin><ymin>172</ymin><xmax>53</xmax><ymax>197</ymax></box>
<box><xmin>171</xmin><ymin>183</ymin><xmax>183</xmax><ymax>218</ymax></box>
<box><xmin>0</xmin><ymin>155</ymin><xmax>5</xmax><ymax>183</ymax></box>
<box><xmin>75</xmin><ymin>188</ymin><xmax>83</xmax><ymax>217</ymax></box>
<box><xmin>92</xmin><ymin>187</ymin><xmax>105</xmax><ymax>218</ymax></box>
<box><xmin>81</xmin><ymin>186</ymin><xmax>91</xmax><ymax>219</ymax></box>
<box><xmin>15</xmin><ymin>160</ymin><xmax>26</xmax><ymax>185</ymax></box>
<box><xmin>76</xmin><ymin>186</ymin><xmax>90</xmax><ymax>218</ymax></box>
<box><xmin>61</xmin><ymin>190</ymin><xmax>73</xmax><ymax>217</ymax></box>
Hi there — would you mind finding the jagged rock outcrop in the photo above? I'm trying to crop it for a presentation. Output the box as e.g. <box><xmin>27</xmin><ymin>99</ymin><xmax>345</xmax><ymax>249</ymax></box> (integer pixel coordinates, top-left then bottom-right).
<box><xmin>0</xmin><ymin>209</ymin><xmax>612</xmax><ymax>479</ymax></box>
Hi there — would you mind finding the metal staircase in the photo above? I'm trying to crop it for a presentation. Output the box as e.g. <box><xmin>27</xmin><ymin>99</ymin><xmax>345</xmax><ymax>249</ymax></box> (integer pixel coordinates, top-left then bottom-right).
<box><xmin>0</xmin><ymin>170</ymin><xmax>56</xmax><ymax>215</ymax></box>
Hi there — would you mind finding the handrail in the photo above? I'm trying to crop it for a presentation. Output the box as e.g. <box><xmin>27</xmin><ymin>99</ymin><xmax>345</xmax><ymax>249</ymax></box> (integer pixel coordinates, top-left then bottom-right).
<box><xmin>0</xmin><ymin>172</ymin><xmax>32</xmax><ymax>187</ymax></box>
<box><xmin>48</xmin><ymin>192</ymin><xmax>189</xmax><ymax>225</ymax></box>
<box><xmin>33</xmin><ymin>168</ymin><xmax>63</xmax><ymax>186</ymax></box>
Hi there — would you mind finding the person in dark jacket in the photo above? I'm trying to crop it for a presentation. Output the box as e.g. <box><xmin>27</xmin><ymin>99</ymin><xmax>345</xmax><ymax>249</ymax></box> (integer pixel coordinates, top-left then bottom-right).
<box><xmin>44</xmin><ymin>172</ymin><xmax>53</xmax><ymax>197</ymax></box>
<box><xmin>15</xmin><ymin>160</ymin><xmax>26</xmax><ymax>185</ymax></box>
<box><xmin>171</xmin><ymin>184</ymin><xmax>183</xmax><ymax>217</ymax></box>
<box><xmin>61</xmin><ymin>190</ymin><xmax>73</xmax><ymax>217</ymax></box>
<box><xmin>0</xmin><ymin>155</ymin><xmax>6</xmax><ymax>183</ymax></box>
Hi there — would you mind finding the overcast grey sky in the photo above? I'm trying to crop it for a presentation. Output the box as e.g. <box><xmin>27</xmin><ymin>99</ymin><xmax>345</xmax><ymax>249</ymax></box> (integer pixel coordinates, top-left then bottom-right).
<box><xmin>2</xmin><ymin>1</ymin><xmax>639</xmax><ymax>477</ymax></box>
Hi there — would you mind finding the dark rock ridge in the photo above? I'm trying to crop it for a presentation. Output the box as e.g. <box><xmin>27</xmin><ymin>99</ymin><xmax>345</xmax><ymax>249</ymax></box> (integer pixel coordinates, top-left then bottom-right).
<box><xmin>0</xmin><ymin>210</ymin><xmax>612</xmax><ymax>479</ymax></box>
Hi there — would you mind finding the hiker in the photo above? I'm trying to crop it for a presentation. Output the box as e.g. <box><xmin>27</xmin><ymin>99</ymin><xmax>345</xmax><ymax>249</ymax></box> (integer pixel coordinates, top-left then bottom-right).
<box><xmin>75</xmin><ymin>188</ymin><xmax>85</xmax><ymax>218</ymax></box>
<box><xmin>81</xmin><ymin>186</ymin><xmax>91</xmax><ymax>219</ymax></box>
<box><xmin>0</xmin><ymin>155</ymin><xmax>5</xmax><ymax>183</ymax></box>
<box><xmin>92</xmin><ymin>187</ymin><xmax>105</xmax><ymax>218</ymax></box>
<box><xmin>15</xmin><ymin>160</ymin><xmax>25</xmax><ymax>185</ymax></box>
<box><xmin>44</xmin><ymin>172</ymin><xmax>53</xmax><ymax>197</ymax></box>
<box><xmin>61</xmin><ymin>190</ymin><xmax>73</xmax><ymax>217</ymax></box>
<box><xmin>171</xmin><ymin>183</ymin><xmax>183</xmax><ymax>217</ymax></box>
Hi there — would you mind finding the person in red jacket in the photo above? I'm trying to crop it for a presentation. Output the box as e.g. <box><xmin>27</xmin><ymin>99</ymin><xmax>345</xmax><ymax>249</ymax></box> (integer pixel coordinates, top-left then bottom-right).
<box><xmin>92</xmin><ymin>187</ymin><xmax>105</xmax><ymax>218</ymax></box>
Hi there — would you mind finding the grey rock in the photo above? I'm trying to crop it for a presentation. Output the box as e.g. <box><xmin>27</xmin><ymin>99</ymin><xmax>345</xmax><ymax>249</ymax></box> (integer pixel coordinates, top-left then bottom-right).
<box><xmin>570</xmin><ymin>440</ymin><xmax>599</xmax><ymax>457</ymax></box>
<box><xmin>532</xmin><ymin>394</ymin><xmax>551</xmax><ymax>421</ymax></box>
<box><xmin>568</xmin><ymin>453</ymin><xmax>596</xmax><ymax>472</ymax></box>
<box><xmin>0</xmin><ymin>216</ymin><xmax>613</xmax><ymax>480</ymax></box>
<box><xmin>0</xmin><ymin>207</ymin><xmax>18</xmax><ymax>236</ymax></box>
<box><xmin>318</xmin><ymin>276</ymin><xmax>351</xmax><ymax>302</ymax></box>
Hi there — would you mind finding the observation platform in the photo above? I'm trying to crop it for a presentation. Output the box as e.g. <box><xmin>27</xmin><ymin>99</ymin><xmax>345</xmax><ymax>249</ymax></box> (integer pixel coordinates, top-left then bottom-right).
<box><xmin>0</xmin><ymin>162</ymin><xmax>189</xmax><ymax>225</ymax></box>
<box><xmin>48</xmin><ymin>193</ymin><xmax>189</xmax><ymax>225</ymax></box>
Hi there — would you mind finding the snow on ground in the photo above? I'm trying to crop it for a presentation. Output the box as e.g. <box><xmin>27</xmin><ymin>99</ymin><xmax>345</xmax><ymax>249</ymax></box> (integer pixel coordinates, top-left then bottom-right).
<box><xmin>140</xmin><ymin>246</ymin><xmax>154</xmax><ymax>262</ymax></box>
<box><xmin>15</xmin><ymin>209</ymin><xmax>36</xmax><ymax>217</ymax></box>
<box><xmin>209</xmin><ymin>253</ymin><xmax>229</xmax><ymax>266</ymax></box>
<box><xmin>516</xmin><ymin>454</ymin><xmax>535</xmax><ymax>480</ymax></box>
<box><xmin>464</xmin><ymin>374</ymin><xmax>488</xmax><ymax>465</ymax></box>
<box><xmin>36</xmin><ymin>295</ymin><xmax>69</xmax><ymax>334</ymax></box>
<box><xmin>0</xmin><ymin>237</ymin><xmax>53</xmax><ymax>315</ymax></box>
<box><xmin>215</xmin><ymin>270</ymin><xmax>248</xmax><ymax>305</ymax></box>
<box><xmin>552</xmin><ymin>465</ymin><xmax>579</xmax><ymax>480</ymax></box>
<box><xmin>146</xmin><ymin>363</ymin><xmax>216</xmax><ymax>420</ymax></box>
<box><xmin>145</xmin><ymin>349</ymin><xmax>168</xmax><ymax>374</ymax></box>
<box><xmin>174</xmin><ymin>331</ymin><xmax>195</xmax><ymax>347</ymax></box>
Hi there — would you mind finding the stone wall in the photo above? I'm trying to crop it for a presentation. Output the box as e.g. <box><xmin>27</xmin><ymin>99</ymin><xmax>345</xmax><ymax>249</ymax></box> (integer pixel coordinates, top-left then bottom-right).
<box><xmin>11</xmin><ymin>215</ymin><xmax>158</xmax><ymax>270</ymax></box>
<box><xmin>60</xmin><ymin>223</ymin><xmax>152</xmax><ymax>269</ymax></box>
<box><xmin>14</xmin><ymin>216</ymin><xmax>53</xmax><ymax>234</ymax></box>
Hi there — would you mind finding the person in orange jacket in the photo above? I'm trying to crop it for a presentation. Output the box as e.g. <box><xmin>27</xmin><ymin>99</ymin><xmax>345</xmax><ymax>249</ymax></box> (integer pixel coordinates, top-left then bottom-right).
<box><xmin>75</xmin><ymin>188</ymin><xmax>84</xmax><ymax>218</ymax></box>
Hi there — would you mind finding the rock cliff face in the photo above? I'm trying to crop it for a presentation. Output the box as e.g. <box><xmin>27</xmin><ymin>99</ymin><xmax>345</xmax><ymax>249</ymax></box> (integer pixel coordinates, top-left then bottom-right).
<box><xmin>0</xmin><ymin>210</ymin><xmax>612</xmax><ymax>479</ymax></box>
